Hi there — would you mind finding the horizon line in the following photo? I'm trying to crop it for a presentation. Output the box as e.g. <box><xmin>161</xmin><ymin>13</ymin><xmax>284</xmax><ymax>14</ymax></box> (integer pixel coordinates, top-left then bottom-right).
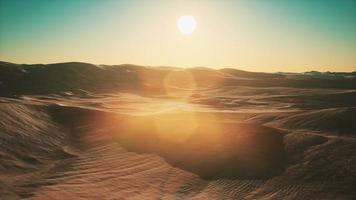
<box><xmin>1</xmin><ymin>60</ymin><xmax>355</xmax><ymax>74</ymax></box>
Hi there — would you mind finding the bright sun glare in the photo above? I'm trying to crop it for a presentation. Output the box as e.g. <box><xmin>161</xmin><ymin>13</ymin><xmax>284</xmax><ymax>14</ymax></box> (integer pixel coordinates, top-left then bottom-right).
<box><xmin>178</xmin><ymin>15</ymin><xmax>197</xmax><ymax>35</ymax></box>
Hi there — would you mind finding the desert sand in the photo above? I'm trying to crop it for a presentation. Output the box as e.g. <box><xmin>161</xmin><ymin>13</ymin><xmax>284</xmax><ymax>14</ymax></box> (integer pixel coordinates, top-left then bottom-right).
<box><xmin>0</xmin><ymin>61</ymin><xmax>355</xmax><ymax>199</ymax></box>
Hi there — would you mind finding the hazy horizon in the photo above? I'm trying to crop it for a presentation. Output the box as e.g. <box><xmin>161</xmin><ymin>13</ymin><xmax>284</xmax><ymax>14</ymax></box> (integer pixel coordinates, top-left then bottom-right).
<box><xmin>1</xmin><ymin>0</ymin><xmax>356</xmax><ymax>72</ymax></box>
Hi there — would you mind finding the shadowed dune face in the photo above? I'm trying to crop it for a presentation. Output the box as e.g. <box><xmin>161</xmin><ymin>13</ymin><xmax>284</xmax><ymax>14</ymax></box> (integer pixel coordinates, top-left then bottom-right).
<box><xmin>48</xmin><ymin>105</ymin><xmax>286</xmax><ymax>179</ymax></box>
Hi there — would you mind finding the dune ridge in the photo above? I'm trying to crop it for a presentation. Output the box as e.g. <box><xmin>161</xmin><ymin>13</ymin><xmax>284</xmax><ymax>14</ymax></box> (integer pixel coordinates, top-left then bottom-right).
<box><xmin>1</xmin><ymin>61</ymin><xmax>355</xmax><ymax>96</ymax></box>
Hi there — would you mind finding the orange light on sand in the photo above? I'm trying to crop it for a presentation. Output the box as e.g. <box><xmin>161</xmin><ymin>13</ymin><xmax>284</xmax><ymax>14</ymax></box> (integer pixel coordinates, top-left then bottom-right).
<box><xmin>154</xmin><ymin>112</ymin><xmax>198</xmax><ymax>142</ymax></box>
<box><xmin>115</xmin><ymin>70</ymin><xmax>221</xmax><ymax>143</ymax></box>
<box><xmin>152</xmin><ymin>111</ymin><xmax>223</xmax><ymax>143</ymax></box>
<box><xmin>163</xmin><ymin>70</ymin><xmax>197</xmax><ymax>99</ymax></box>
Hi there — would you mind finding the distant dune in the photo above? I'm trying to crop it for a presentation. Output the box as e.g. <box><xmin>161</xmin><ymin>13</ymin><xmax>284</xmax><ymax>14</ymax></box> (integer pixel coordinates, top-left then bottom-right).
<box><xmin>0</xmin><ymin>61</ymin><xmax>355</xmax><ymax>199</ymax></box>
<box><xmin>1</xmin><ymin>61</ymin><xmax>355</xmax><ymax>96</ymax></box>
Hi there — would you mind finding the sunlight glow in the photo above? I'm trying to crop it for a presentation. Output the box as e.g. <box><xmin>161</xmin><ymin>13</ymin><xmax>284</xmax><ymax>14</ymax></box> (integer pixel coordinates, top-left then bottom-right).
<box><xmin>163</xmin><ymin>70</ymin><xmax>197</xmax><ymax>99</ymax></box>
<box><xmin>177</xmin><ymin>15</ymin><xmax>197</xmax><ymax>34</ymax></box>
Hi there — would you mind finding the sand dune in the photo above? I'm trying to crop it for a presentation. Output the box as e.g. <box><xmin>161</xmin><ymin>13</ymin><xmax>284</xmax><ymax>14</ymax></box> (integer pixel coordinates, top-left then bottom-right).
<box><xmin>1</xmin><ymin>61</ymin><xmax>355</xmax><ymax>96</ymax></box>
<box><xmin>267</xmin><ymin>107</ymin><xmax>356</xmax><ymax>135</ymax></box>
<box><xmin>1</xmin><ymin>62</ymin><xmax>355</xmax><ymax>199</ymax></box>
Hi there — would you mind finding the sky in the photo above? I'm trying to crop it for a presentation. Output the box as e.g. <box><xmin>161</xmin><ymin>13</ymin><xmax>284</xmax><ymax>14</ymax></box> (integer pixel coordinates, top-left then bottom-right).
<box><xmin>0</xmin><ymin>0</ymin><xmax>355</xmax><ymax>72</ymax></box>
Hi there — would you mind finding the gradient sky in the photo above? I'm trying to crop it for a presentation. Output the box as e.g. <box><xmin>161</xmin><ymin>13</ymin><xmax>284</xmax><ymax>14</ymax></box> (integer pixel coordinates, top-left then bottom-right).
<box><xmin>0</xmin><ymin>0</ymin><xmax>355</xmax><ymax>72</ymax></box>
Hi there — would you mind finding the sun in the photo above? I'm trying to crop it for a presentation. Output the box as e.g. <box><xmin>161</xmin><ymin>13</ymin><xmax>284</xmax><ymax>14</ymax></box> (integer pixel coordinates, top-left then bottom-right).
<box><xmin>178</xmin><ymin>15</ymin><xmax>197</xmax><ymax>35</ymax></box>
